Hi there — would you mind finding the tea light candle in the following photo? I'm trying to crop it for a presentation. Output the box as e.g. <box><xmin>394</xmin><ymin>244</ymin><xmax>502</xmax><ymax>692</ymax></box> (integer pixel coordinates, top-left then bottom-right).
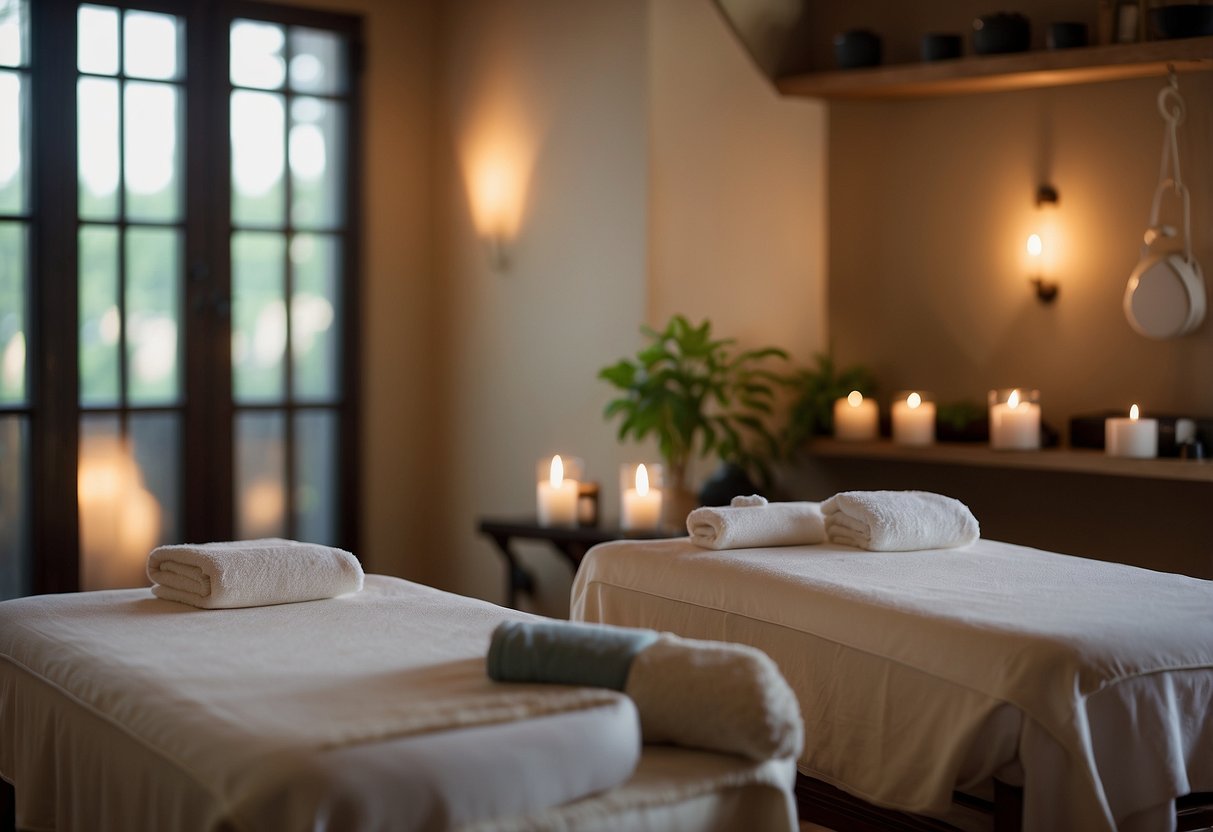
<box><xmin>988</xmin><ymin>388</ymin><xmax>1041</xmax><ymax>450</ymax></box>
<box><xmin>621</xmin><ymin>463</ymin><xmax>662</xmax><ymax>531</ymax></box>
<box><xmin>537</xmin><ymin>454</ymin><xmax>578</xmax><ymax>527</ymax></box>
<box><xmin>834</xmin><ymin>391</ymin><xmax>878</xmax><ymax>441</ymax></box>
<box><xmin>1106</xmin><ymin>405</ymin><xmax>1158</xmax><ymax>459</ymax></box>
<box><xmin>892</xmin><ymin>391</ymin><xmax>936</xmax><ymax>446</ymax></box>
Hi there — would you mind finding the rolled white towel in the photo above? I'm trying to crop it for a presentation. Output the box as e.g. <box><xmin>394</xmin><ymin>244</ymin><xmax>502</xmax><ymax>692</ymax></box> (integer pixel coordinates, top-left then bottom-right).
<box><xmin>687</xmin><ymin>497</ymin><xmax>825</xmax><ymax>550</ymax></box>
<box><xmin>624</xmin><ymin>634</ymin><xmax>803</xmax><ymax>762</ymax></box>
<box><xmin>147</xmin><ymin>538</ymin><xmax>364</xmax><ymax>609</ymax></box>
<box><xmin>821</xmin><ymin>490</ymin><xmax>979</xmax><ymax>552</ymax></box>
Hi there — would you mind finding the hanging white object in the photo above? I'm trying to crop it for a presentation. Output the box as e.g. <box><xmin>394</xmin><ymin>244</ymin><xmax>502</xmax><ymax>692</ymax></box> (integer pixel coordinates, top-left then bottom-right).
<box><xmin>1125</xmin><ymin>74</ymin><xmax>1205</xmax><ymax>339</ymax></box>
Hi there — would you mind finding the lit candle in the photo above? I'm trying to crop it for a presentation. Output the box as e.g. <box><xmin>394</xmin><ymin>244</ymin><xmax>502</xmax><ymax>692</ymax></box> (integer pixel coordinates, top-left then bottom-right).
<box><xmin>537</xmin><ymin>454</ymin><xmax>578</xmax><ymax>527</ymax></box>
<box><xmin>988</xmin><ymin>388</ymin><xmax>1041</xmax><ymax>450</ymax></box>
<box><xmin>1106</xmin><ymin>404</ymin><xmax>1158</xmax><ymax>459</ymax></box>
<box><xmin>892</xmin><ymin>391</ymin><xmax>936</xmax><ymax>446</ymax></box>
<box><xmin>621</xmin><ymin>463</ymin><xmax>663</xmax><ymax>531</ymax></box>
<box><xmin>833</xmin><ymin>391</ymin><xmax>879</xmax><ymax>441</ymax></box>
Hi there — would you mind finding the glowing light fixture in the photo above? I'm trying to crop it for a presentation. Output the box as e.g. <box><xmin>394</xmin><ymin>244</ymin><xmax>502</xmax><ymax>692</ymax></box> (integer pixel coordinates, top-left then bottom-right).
<box><xmin>1028</xmin><ymin>185</ymin><xmax>1059</xmax><ymax>303</ymax></box>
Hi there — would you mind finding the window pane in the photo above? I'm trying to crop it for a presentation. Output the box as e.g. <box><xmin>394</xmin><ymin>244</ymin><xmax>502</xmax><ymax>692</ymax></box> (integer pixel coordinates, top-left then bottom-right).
<box><xmin>290</xmin><ymin>97</ymin><xmax>344</xmax><ymax>229</ymax></box>
<box><xmin>0</xmin><ymin>416</ymin><xmax>30</xmax><ymax>600</ymax></box>
<box><xmin>231</xmin><ymin>20</ymin><xmax>285</xmax><ymax>90</ymax></box>
<box><xmin>0</xmin><ymin>0</ymin><xmax>23</xmax><ymax>68</ymax></box>
<box><xmin>0</xmin><ymin>222</ymin><xmax>25</xmax><ymax>405</ymax></box>
<box><xmin>79</xmin><ymin>225</ymin><xmax>120</xmax><ymax>406</ymax></box>
<box><xmin>125</xmin><ymin>82</ymin><xmax>181</xmax><ymax>222</ymax></box>
<box><xmin>78</xmin><ymin>5</ymin><xmax>119</xmax><ymax>76</ymax></box>
<box><xmin>124</xmin><ymin>11</ymin><xmax>182</xmax><ymax>81</ymax></box>
<box><xmin>231</xmin><ymin>90</ymin><xmax>285</xmax><ymax>227</ymax></box>
<box><xmin>291</xmin><ymin>233</ymin><xmax>340</xmax><ymax>401</ymax></box>
<box><xmin>129</xmin><ymin>412</ymin><xmax>180</xmax><ymax>548</ymax></box>
<box><xmin>126</xmin><ymin>227</ymin><xmax>180</xmax><ymax>404</ymax></box>
<box><xmin>236</xmin><ymin>411</ymin><xmax>286</xmax><ymax>539</ymax></box>
<box><xmin>79</xmin><ymin>416</ymin><xmax>161</xmax><ymax>590</ymax></box>
<box><xmin>233</xmin><ymin>231</ymin><xmax>285</xmax><ymax>403</ymax></box>
<box><xmin>289</xmin><ymin>27</ymin><xmax>346</xmax><ymax>95</ymax></box>
<box><xmin>0</xmin><ymin>71</ymin><xmax>26</xmax><ymax>214</ymax></box>
<box><xmin>78</xmin><ymin>77</ymin><xmax>119</xmax><ymax>220</ymax></box>
<box><xmin>294</xmin><ymin>410</ymin><xmax>335</xmax><ymax>545</ymax></box>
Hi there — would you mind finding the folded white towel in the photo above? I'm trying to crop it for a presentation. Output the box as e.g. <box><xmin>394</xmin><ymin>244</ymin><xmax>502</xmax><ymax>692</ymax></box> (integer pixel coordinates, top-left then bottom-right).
<box><xmin>147</xmin><ymin>538</ymin><xmax>364</xmax><ymax>609</ymax></box>
<box><xmin>821</xmin><ymin>490</ymin><xmax>980</xmax><ymax>551</ymax></box>
<box><xmin>624</xmin><ymin>634</ymin><xmax>803</xmax><ymax>762</ymax></box>
<box><xmin>686</xmin><ymin>497</ymin><xmax>825</xmax><ymax>549</ymax></box>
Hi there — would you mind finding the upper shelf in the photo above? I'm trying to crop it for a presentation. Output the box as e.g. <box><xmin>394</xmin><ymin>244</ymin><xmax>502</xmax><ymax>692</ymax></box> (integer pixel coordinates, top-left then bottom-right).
<box><xmin>776</xmin><ymin>36</ymin><xmax>1213</xmax><ymax>100</ymax></box>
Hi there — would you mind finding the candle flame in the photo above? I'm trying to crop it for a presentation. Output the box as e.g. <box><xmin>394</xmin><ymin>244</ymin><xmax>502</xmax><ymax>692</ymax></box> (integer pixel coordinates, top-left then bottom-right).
<box><xmin>1026</xmin><ymin>233</ymin><xmax>1042</xmax><ymax>258</ymax></box>
<box><xmin>1008</xmin><ymin>389</ymin><xmax>1020</xmax><ymax>409</ymax></box>
<box><xmin>907</xmin><ymin>392</ymin><xmax>921</xmax><ymax>409</ymax></box>
<box><xmin>1130</xmin><ymin>404</ymin><xmax>1139</xmax><ymax>420</ymax></box>
<box><xmin>549</xmin><ymin>454</ymin><xmax>564</xmax><ymax>487</ymax></box>
<box><xmin>847</xmin><ymin>390</ymin><xmax>863</xmax><ymax>407</ymax></box>
<box><xmin>635</xmin><ymin>463</ymin><xmax>649</xmax><ymax>496</ymax></box>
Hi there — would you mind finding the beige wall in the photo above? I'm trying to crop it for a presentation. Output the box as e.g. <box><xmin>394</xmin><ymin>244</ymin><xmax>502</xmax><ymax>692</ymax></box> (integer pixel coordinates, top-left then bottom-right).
<box><xmin>425</xmin><ymin>0</ymin><xmax>830</xmax><ymax>612</ymax></box>
<box><xmin>829</xmin><ymin>75</ymin><xmax>1213</xmax><ymax>430</ymax></box>
<box><xmin>649</xmin><ymin>0</ymin><xmax>829</xmax><ymax>477</ymax></box>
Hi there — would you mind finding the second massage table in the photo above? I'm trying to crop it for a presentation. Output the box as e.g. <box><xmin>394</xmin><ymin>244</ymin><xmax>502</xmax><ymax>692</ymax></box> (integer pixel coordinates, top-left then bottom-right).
<box><xmin>570</xmin><ymin>536</ymin><xmax>1213</xmax><ymax>832</ymax></box>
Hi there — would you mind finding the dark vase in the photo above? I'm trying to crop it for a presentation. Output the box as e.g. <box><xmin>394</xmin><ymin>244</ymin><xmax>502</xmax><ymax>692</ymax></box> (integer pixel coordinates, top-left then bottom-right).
<box><xmin>698</xmin><ymin>462</ymin><xmax>761</xmax><ymax>507</ymax></box>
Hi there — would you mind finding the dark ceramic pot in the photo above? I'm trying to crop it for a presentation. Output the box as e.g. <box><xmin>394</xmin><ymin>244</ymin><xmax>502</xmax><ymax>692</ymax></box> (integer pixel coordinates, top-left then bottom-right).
<box><xmin>698</xmin><ymin>463</ymin><xmax>761</xmax><ymax>508</ymax></box>
<box><xmin>921</xmin><ymin>33</ymin><xmax>963</xmax><ymax>61</ymax></box>
<box><xmin>833</xmin><ymin>30</ymin><xmax>882</xmax><ymax>69</ymax></box>
<box><xmin>1150</xmin><ymin>4</ymin><xmax>1213</xmax><ymax>39</ymax></box>
<box><xmin>1047</xmin><ymin>21</ymin><xmax>1089</xmax><ymax>48</ymax></box>
<box><xmin>972</xmin><ymin>12</ymin><xmax>1031</xmax><ymax>54</ymax></box>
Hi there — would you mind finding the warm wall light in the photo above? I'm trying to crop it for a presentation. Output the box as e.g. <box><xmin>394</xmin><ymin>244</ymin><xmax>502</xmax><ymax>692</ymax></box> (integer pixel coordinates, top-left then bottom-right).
<box><xmin>459</xmin><ymin>87</ymin><xmax>538</xmax><ymax>272</ymax></box>
<box><xmin>1028</xmin><ymin>184</ymin><xmax>1059</xmax><ymax>303</ymax></box>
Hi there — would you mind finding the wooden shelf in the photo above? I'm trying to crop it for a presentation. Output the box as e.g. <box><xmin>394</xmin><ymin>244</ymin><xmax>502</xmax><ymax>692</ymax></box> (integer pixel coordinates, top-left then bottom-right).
<box><xmin>808</xmin><ymin>438</ymin><xmax>1213</xmax><ymax>483</ymax></box>
<box><xmin>776</xmin><ymin>36</ymin><xmax>1213</xmax><ymax>100</ymax></box>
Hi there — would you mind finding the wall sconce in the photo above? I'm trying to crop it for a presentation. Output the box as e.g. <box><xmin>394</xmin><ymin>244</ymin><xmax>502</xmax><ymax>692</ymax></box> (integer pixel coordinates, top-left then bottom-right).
<box><xmin>1027</xmin><ymin>184</ymin><xmax>1059</xmax><ymax>303</ymax></box>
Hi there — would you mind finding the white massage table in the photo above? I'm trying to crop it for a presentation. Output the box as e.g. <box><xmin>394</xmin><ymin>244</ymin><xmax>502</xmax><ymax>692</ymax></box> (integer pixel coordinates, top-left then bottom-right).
<box><xmin>0</xmin><ymin>575</ymin><xmax>798</xmax><ymax>831</ymax></box>
<box><xmin>570</xmin><ymin>537</ymin><xmax>1213</xmax><ymax>832</ymax></box>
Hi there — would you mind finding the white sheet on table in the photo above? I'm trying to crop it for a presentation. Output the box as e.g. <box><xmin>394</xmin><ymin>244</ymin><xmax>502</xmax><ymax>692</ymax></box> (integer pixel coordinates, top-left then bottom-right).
<box><xmin>0</xmin><ymin>576</ymin><xmax>642</xmax><ymax>831</ymax></box>
<box><xmin>570</xmin><ymin>538</ymin><xmax>1213</xmax><ymax>832</ymax></box>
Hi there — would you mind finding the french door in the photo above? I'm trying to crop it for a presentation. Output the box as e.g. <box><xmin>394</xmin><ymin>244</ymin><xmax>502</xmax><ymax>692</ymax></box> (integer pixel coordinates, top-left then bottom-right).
<box><xmin>0</xmin><ymin>0</ymin><xmax>361</xmax><ymax>598</ymax></box>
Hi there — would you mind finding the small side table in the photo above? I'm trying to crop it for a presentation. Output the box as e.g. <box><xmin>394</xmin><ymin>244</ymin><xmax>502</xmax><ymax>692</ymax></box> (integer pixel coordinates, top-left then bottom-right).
<box><xmin>477</xmin><ymin>517</ymin><xmax>676</xmax><ymax>609</ymax></box>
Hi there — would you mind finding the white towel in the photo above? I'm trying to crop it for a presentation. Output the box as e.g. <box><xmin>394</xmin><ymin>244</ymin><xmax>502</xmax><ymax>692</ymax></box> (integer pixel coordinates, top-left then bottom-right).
<box><xmin>147</xmin><ymin>538</ymin><xmax>364</xmax><ymax>609</ymax></box>
<box><xmin>624</xmin><ymin>634</ymin><xmax>803</xmax><ymax>762</ymax></box>
<box><xmin>821</xmin><ymin>490</ymin><xmax>979</xmax><ymax>551</ymax></box>
<box><xmin>687</xmin><ymin>497</ymin><xmax>825</xmax><ymax>550</ymax></box>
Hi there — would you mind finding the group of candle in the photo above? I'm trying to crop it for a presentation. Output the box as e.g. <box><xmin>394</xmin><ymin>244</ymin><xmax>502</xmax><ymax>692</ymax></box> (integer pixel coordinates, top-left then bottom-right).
<box><xmin>834</xmin><ymin>390</ymin><xmax>1161</xmax><ymax>458</ymax></box>
<box><xmin>537</xmin><ymin>455</ymin><xmax>664</xmax><ymax>530</ymax></box>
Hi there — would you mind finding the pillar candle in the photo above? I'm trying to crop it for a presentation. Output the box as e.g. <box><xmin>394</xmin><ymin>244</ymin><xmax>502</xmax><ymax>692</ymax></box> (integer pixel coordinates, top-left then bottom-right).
<box><xmin>892</xmin><ymin>391</ymin><xmax>936</xmax><ymax>446</ymax></box>
<box><xmin>988</xmin><ymin>388</ymin><xmax>1041</xmax><ymax>450</ymax></box>
<box><xmin>621</xmin><ymin>463</ymin><xmax>663</xmax><ymax>531</ymax></box>
<box><xmin>834</xmin><ymin>391</ymin><xmax>879</xmax><ymax>441</ymax></box>
<box><xmin>1105</xmin><ymin>405</ymin><xmax>1158</xmax><ymax>458</ymax></box>
<box><xmin>537</xmin><ymin>454</ymin><xmax>578</xmax><ymax>527</ymax></box>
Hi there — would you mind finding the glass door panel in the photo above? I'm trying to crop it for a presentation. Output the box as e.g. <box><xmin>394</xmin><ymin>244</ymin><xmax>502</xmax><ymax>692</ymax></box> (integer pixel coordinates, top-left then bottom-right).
<box><xmin>231</xmin><ymin>16</ymin><xmax>350</xmax><ymax>545</ymax></box>
<box><xmin>77</xmin><ymin>3</ymin><xmax>185</xmax><ymax>589</ymax></box>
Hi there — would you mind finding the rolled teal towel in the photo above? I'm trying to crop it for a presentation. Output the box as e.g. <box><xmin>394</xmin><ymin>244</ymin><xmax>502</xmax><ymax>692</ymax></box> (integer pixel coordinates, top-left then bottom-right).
<box><xmin>487</xmin><ymin>620</ymin><xmax>659</xmax><ymax>691</ymax></box>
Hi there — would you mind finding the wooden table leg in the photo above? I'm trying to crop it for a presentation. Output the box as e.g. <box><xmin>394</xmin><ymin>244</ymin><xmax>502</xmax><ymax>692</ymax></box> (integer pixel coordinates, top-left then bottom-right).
<box><xmin>484</xmin><ymin>532</ymin><xmax>535</xmax><ymax>608</ymax></box>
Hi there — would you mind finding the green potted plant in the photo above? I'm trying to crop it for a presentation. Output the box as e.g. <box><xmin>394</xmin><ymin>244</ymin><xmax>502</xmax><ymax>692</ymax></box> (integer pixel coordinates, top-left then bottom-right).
<box><xmin>599</xmin><ymin>315</ymin><xmax>788</xmax><ymax>524</ymax></box>
<box><xmin>782</xmin><ymin>351</ymin><xmax>876</xmax><ymax>452</ymax></box>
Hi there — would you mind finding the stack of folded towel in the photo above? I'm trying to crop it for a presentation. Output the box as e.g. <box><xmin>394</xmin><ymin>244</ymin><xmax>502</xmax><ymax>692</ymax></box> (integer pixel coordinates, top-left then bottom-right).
<box><xmin>488</xmin><ymin>619</ymin><xmax>802</xmax><ymax>762</ymax></box>
<box><xmin>821</xmin><ymin>490</ymin><xmax>980</xmax><ymax>552</ymax></box>
<box><xmin>686</xmin><ymin>495</ymin><xmax>825</xmax><ymax>550</ymax></box>
<box><xmin>146</xmin><ymin>538</ymin><xmax>364</xmax><ymax>609</ymax></box>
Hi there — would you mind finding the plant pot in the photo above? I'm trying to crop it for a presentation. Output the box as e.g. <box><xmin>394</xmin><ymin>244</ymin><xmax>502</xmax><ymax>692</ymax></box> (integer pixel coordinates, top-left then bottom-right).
<box><xmin>698</xmin><ymin>462</ymin><xmax>760</xmax><ymax>507</ymax></box>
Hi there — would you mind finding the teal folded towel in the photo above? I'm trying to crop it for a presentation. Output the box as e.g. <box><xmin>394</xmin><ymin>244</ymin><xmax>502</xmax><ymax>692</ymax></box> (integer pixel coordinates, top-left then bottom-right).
<box><xmin>487</xmin><ymin>620</ymin><xmax>659</xmax><ymax>691</ymax></box>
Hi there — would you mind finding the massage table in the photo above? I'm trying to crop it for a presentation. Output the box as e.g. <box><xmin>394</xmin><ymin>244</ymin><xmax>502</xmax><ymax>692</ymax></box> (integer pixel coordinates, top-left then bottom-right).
<box><xmin>570</xmin><ymin>537</ymin><xmax>1213</xmax><ymax>832</ymax></box>
<box><xmin>0</xmin><ymin>574</ymin><xmax>798</xmax><ymax>831</ymax></box>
